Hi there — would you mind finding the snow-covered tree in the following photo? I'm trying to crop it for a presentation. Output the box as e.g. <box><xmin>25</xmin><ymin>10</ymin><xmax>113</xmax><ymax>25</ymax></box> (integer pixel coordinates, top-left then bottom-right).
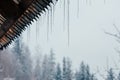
<box><xmin>63</xmin><ymin>57</ymin><xmax>67</xmax><ymax>80</ymax></box>
<box><xmin>12</xmin><ymin>38</ymin><xmax>23</xmax><ymax>80</ymax></box>
<box><xmin>75</xmin><ymin>62</ymin><xmax>96</xmax><ymax>80</ymax></box>
<box><xmin>62</xmin><ymin>57</ymin><xmax>73</xmax><ymax>80</ymax></box>
<box><xmin>106</xmin><ymin>68</ymin><xmax>115</xmax><ymax>80</ymax></box>
<box><xmin>75</xmin><ymin>71</ymin><xmax>80</xmax><ymax>80</ymax></box>
<box><xmin>79</xmin><ymin>62</ymin><xmax>86</xmax><ymax>80</ymax></box>
<box><xmin>13</xmin><ymin>38</ymin><xmax>32</xmax><ymax>80</ymax></box>
<box><xmin>21</xmin><ymin>45</ymin><xmax>32</xmax><ymax>80</ymax></box>
<box><xmin>89</xmin><ymin>74</ymin><xmax>97</xmax><ymax>80</ymax></box>
<box><xmin>66</xmin><ymin>58</ymin><xmax>73</xmax><ymax>80</ymax></box>
<box><xmin>55</xmin><ymin>63</ymin><xmax>62</xmax><ymax>80</ymax></box>
<box><xmin>41</xmin><ymin>54</ymin><xmax>49</xmax><ymax>80</ymax></box>
<box><xmin>48</xmin><ymin>49</ymin><xmax>56</xmax><ymax>80</ymax></box>
<box><xmin>85</xmin><ymin>65</ymin><xmax>91</xmax><ymax>80</ymax></box>
<box><xmin>34</xmin><ymin>58</ymin><xmax>41</xmax><ymax>80</ymax></box>
<box><xmin>117</xmin><ymin>73</ymin><xmax>120</xmax><ymax>80</ymax></box>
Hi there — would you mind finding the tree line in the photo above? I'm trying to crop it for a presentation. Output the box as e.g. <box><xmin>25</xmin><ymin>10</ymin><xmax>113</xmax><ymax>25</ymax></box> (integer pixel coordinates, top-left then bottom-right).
<box><xmin>0</xmin><ymin>38</ymin><xmax>120</xmax><ymax>80</ymax></box>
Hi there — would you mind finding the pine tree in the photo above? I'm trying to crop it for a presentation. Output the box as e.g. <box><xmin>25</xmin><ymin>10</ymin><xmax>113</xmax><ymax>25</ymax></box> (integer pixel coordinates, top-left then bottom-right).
<box><xmin>75</xmin><ymin>62</ymin><xmax>86</xmax><ymax>80</ymax></box>
<box><xmin>55</xmin><ymin>63</ymin><xmax>62</xmax><ymax>80</ymax></box>
<box><xmin>13</xmin><ymin>38</ymin><xmax>32</xmax><ymax>80</ymax></box>
<box><xmin>79</xmin><ymin>62</ymin><xmax>86</xmax><ymax>80</ymax></box>
<box><xmin>106</xmin><ymin>68</ymin><xmax>114</xmax><ymax>80</ymax></box>
<box><xmin>75</xmin><ymin>71</ymin><xmax>80</xmax><ymax>80</ymax></box>
<box><xmin>34</xmin><ymin>58</ymin><xmax>41</xmax><ymax>80</ymax></box>
<box><xmin>85</xmin><ymin>65</ymin><xmax>90</xmax><ymax>80</ymax></box>
<box><xmin>41</xmin><ymin>55</ymin><xmax>49</xmax><ymax>80</ymax></box>
<box><xmin>12</xmin><ymin>38</ymin><xmax>23</xmax><ymax>80</ymax></box>
<box><xmin>63</xmin><ymin>57</ymin><xmax>67</xmax><ymax>80</ymax></box>
<box><xmin>75</xmin><ymin>62</ymin><xmax>97</xmax><ymax>80</ymax></box>
<box><xmin>66</xmin><ymin>58</ymin><xmax>73</xmax><ymax>80</ymax></box>
<box><xmin>117</xmin><ymin>73</ymin><xmax>120</xmax><ymax>80</ymax></box>
<box><xmin>90</xmin><ymin>74</ymin><xmax>97</xmax><ymax>80</ymax></box>
<box><xmin>48</xmin><ymin>49</ymin><xmax>56</xmax><ymax>80</ymax></box>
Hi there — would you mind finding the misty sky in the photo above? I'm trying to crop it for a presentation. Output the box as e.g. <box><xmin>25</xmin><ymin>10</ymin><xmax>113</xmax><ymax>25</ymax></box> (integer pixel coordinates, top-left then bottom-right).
<box><xmin>19</xmin><ymin>0</ymin><xmax>120</xmax><ymax>78</ymax></box>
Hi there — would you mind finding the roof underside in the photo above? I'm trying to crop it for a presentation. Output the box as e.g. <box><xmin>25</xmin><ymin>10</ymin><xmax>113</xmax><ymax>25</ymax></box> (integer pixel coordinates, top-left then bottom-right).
<box><xmin>0</xmin><ymin>0</ymin><xmax>54</xmax><ymax>49</ymax></box>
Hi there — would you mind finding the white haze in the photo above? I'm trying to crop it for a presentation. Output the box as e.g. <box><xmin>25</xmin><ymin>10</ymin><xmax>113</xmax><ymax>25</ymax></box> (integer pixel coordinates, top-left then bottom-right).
<box><xmin>21</xmin><ymin>0</ymin><xmax>120</xmax><ymax>79</ymax></box>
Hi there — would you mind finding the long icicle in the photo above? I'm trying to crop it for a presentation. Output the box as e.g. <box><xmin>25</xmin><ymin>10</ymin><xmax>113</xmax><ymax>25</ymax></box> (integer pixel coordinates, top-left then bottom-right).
<box><xmin>50</xmin><ymin>7</ymin><xmax>53</xmax><ymax>34</ymax></box>
<box><xmin>47</xmin><ymin>10</ymin><xmax>50</xmax><ymax>41</ymax></box>
<box><xmin>63</xmin><ymin>0</ymin><xmax>66</xmax><ymax>31</ymax></box>
<box><xmin>104</xmin><ymin>0</ymin><xmax>106</xmax><ymax>4</ymax></box>
<box><xmin>67</xmin><ymin>0</ymin><xmax>70</xmax><ymax>46</ymax></box>
<box><xmin>36</xmin><ymin>21</ymin><xmax>37</xmax><ymax>43</ymax></box>
<box><xmin>52</xmin><ymin>0</ymin><xmax>57</xmax><ymax>32</ymax></box>
<box><xmin>86</xmin><ymin>0</ymin><xmax>88</xmax><ymax>5</ymax></box>
<box><xmin>52</xmin><ymin>5</ymin><xmax>55</xmax><ymax>29</ymax></box>
<box><xmin>27</xmin><ymin>26</ymin><xmax>30</xmax><ymax>44</ymax></box>
<box><xmin>36</xmin><ymin>18</ymin><xmax>40</xmax><ymax>50</ymax></box>
<box><xmin>36</xmin><ymin>20</ymin><xmax>39</xmax><ymax>44</ymax></box>
<box><xmin>77</xmin><ymin>0</ymin><xmax>79</xmax><ymax>18</ymax></box>
<box><xmin>89</xmin><ymin>0</ymin><xmax>91</xmax><ymax>5</ymax></box>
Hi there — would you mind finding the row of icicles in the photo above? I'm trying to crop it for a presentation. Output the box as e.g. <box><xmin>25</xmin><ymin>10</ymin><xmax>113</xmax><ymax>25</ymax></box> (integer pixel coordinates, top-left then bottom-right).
<box><xmin>26</xmin><ymin>0</ymin><xmax>107</xmax><ymax>46</ymax></box>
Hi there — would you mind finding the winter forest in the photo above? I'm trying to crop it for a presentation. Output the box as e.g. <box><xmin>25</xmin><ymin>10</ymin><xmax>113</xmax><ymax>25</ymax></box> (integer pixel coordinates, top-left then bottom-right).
<box><xmin>1</xmin><ymin>0</ymin><xmax>120</xmax><ymax>80</ymax></box>
<box><xmin>1</xmin><ymin>38</ymin><xmax>120</xmax><ymax>80</ymax></box>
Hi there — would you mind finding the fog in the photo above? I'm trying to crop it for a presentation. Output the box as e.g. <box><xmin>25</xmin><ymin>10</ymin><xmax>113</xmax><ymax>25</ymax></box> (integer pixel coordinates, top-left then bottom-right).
<box><xmin>20</xmin><ymin>0</ymin><xmax>120</xmax><ymax>78</ymax></box>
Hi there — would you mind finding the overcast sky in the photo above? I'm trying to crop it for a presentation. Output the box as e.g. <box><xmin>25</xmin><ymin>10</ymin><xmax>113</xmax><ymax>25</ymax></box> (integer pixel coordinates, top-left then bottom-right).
<box><xmin>21</xmin><ymin>0</ymin><xmax>120</xmax><ymax>78</ymax></box>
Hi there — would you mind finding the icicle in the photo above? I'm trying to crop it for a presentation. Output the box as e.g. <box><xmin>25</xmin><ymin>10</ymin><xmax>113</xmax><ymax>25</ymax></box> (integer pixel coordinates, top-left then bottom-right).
<box><xmin>67</xmin><ymin>0</ymin><xmax>70</xmax><ymax>46</ymax></box>
<box><xmin>51</xmin><ymin>1</ymin><xmax>56</xmax><ymax>32</ymax></box>
<box><xmin>47</xmin><ymin>10</ymin><xmax>50</xmax><ymax>41</ymax></box>
<box><xmin>86</xmin><ymin>0</ymin><xmax>88</xmax><ymax>5</ymax></box>
<box><xmin>104</xmin><ymin>0</ymin><xmax>106</xmax><ymax>4</ymax></box>
<box><xmin>27</xmin><ymin>26</ymin><xmax>30</xmax><ymax>44</ymax></box>
<box><xmin>89</xmin><ymin>0</ymin><xmax>92</xmax><ymax>5</ymax></box>
<box><xmin>52</xmin><ymin>5</ymin><xmax>55</xmax><ymax>28</ymax></box>
<box><xmin>36</xmin><ymin>20</ymin><xmax>39</xmax><ymax>44</ymax></box>
<box><xmin>63</xmin><ymin>0</ymin><xmax>66</xmax><ymax>31</ymax></box>
<box><xmin>77</xmin><ymin>0</ymin><xmax>79</xmax><ymax>18</ymax></box>
<box><xmin>36</xmin><ymin>21</ymin><xmax>37</xmax><ymax>43</ymax></box>
<box><xmin>0</xmin><ymin>53</ymin><xmax>3</xmax><ymax>72</ymax></box>
<box><xmin>50</xmin><ymin>8</ymin><xmax>53</xmax><ymax>33</ymax></box>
